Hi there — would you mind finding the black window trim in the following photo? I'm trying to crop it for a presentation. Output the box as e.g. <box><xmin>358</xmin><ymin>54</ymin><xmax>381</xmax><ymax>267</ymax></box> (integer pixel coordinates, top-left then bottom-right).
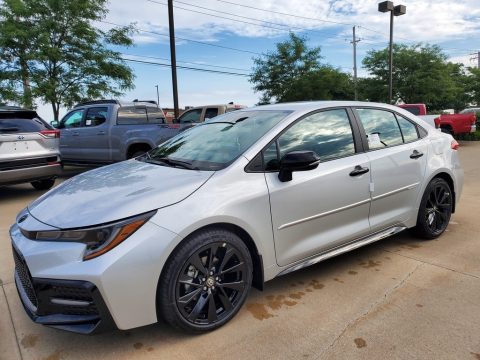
<box><xmin>351</xmin><ymin>106</ymin><xmax>424</xmax><ymax>153</ymax></box>
<box><xmin>245</xmin><ymin>106</ymin><xmax>364</xmax><ymax>173</ymax></box>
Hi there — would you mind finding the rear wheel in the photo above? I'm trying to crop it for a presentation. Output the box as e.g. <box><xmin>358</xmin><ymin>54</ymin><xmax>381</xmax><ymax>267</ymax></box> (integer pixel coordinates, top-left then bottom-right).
<box><xmin>30</xmin><ymin>179</ymin><xmax>55</xmax><ymax>190</ymax></box>
<box><xmin>412</xmin><ymin>178</ymin><xmax>453</xmax><ymax>239</ymax></box>
<box><xmin>158</xmin><ymin>228</ymin><xmax>252</xmax><ymax>332</ymax></box>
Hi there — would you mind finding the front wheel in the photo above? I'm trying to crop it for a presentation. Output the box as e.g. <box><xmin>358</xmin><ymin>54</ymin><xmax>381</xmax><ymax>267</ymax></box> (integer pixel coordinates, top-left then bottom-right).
<box><xmin>411</xmin><ymin>178</ymin><xmax>453</xmax><ymax>239</ymax></box>
<box><xmin>158</xmin><ymin>228</ymin><xmax>252</xmax><ymax>332</ymax></box>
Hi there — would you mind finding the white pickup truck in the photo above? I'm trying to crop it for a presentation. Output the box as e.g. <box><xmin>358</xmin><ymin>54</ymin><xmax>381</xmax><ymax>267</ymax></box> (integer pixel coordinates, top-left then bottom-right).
<box><xmin>174</xmin><ymin>103</ymin><xmax>246</xmax><ymax>124</ymax></box>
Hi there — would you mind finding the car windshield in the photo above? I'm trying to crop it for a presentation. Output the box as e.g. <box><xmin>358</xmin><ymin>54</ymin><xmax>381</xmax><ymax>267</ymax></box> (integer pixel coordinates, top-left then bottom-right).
<box><xmin>142</xmin><ymin>110</ymin><xmax>291</xmax><ymax>171</ymax></box>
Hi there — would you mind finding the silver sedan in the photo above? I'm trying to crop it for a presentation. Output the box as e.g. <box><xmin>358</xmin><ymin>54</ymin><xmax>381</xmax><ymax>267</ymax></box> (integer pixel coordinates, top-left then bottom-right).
<box><xmin>10</xmin><ymin>101</ymin><xmax>463</xmax><ymax>334</ymax></box>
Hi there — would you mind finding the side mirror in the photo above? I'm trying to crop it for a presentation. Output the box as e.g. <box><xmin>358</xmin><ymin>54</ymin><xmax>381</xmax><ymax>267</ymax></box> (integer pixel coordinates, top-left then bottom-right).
<box><xmin>50</xmin><ymin>121</ymin><xmax>59</xmax><ymax>128</ymax></box>
<box><xmin>278</xmin><ymin>151</ymin><xmax>320</xmax><ymax>182</ymax></box>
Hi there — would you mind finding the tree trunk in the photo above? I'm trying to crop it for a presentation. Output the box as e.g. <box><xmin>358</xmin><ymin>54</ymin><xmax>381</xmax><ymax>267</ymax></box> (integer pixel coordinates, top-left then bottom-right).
<box><xmin>51</xmin><ymin>102</ymin><xmax>60</xmax><ymax>122</ymax></box>
<box><xmin>19</xmin><ymin>56</ymin><xmax>33</xmax><ymax>109</ymax></box>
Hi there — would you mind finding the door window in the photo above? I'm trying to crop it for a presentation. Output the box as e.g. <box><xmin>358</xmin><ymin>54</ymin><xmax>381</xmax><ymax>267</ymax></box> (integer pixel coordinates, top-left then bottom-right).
<box><xmin>178</xmin><ymin>109</ymin><xmax>202</xmax><ymax>123</ymax></box>
<box><xmin>85</xmin><ymin>107</ymin><xmax>108</xmax><ymax>127</ymax></box>
<box><xmin>204</xmin><ymin>108</ymin><xmax>219</xmax><ymax>120</ymax></box>
<box><xmin>117</xmin><ymin>106</ymin><xmax>148</xmax><ymax>125</ymax></box>
<box><xmin>147</xmin><ymin>107</ymin><xmax>165</xmax><ymax>124</ymax></box>
<box><xmin>275</xmin><ymin>109</ymin><xmax>356</xmax><ymax>164</ymax></box>
<box><xmin>356</xmin><ymin>109</ymin><xmax>403</xmax><ymax>150</ymax></box>
<box><xmin>60</xmin><ymin>109</ymin><xmax>84</xmax><ymax>129</ymax></box>
<box><xmin>396</xmin><ymin>115</ymin><xmax>419</xmax><ymax>143</ymax></box>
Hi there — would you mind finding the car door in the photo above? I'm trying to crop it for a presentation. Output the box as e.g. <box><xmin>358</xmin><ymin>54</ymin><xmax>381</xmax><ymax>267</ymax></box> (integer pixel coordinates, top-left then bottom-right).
<box><xmin>264</xmin><ymin>108</ymin><xmax>372</xmax><ymax>267</ymax></box>
<box><xmin>76</xmin><ymin>106</ymin><xmax>111</xmax><ymax>162</ymax></box>
<box><xmin>353</xmin><ymin>107</ymin><xmax>428</xmax><ymax>231</ymax></box>
<box><xmin>58</xmin><ymin>108</ymin><xmax>84</xmax><ymax>160</ymax></box>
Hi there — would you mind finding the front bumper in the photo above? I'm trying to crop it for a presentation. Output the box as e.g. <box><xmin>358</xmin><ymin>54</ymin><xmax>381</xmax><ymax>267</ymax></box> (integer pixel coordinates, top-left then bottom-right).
<box><xmin>12</xmin><ymin>244</ymin><xmax>115</xmax><ymax>334</ymax></box>
<box><xmin>10</xmin><ymin>211</ymin><xmax>182</xmax><ymax>332</ymax></box>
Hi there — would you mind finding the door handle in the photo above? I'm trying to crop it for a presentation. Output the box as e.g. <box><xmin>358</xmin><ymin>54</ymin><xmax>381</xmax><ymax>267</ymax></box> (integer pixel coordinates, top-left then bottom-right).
<box><xmin>97</xmin><ymin>131</ymin><xmax>106</xmax><ymax>135</ymax></box>
<box><xmin>72</xmin><ymin>132</ymin><xmax>79</xmax><ymax>137</ymax></box>
<box><xmin>349</xmin><ymin>165</ymin><xmax>369</xmax><ymax>177</ymax></box>
<box><xmin>410</xmin><ymin>150</ymin><xmax>424</xmax><ymax>159</ymax></box>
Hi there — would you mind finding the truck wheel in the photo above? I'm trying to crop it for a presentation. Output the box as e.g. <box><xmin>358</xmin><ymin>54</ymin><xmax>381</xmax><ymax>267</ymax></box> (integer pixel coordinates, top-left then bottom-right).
<box><xmin>31</xmin><ymin>179</ymin><xmax>55</xmax><ymax>190</ymax></box>
<box><xmin>440</xmin><ymin>127</ymin><xmax>453</xmax><ymax>136</ymax></box>
<box><xmin>158</xmin><ymin>228</ymin><xmax>252</xmax><ymax>332</ymax></box>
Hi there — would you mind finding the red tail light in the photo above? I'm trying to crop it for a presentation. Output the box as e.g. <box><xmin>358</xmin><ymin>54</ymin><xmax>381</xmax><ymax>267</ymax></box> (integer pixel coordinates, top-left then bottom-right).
<box><xmin>40</xmin><ymin>130</ymin><xmax>60</xmax><ymax>138</ymax></box>
<box><xmin>434</xmin><ymin>117</ymin><xmax>441</xmax><ymax>129</ymax></box>
<box><xmin>451</xmin><ymin>139</ymin><xmax>460</xmax><ymax>150</ymax></box>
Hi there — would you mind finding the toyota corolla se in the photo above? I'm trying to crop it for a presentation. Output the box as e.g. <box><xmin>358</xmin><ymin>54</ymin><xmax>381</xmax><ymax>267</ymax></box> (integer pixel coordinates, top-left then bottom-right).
<box><xmin>10</xmin><ymin>101</ymin><xmax>463</xmax><ymax>334</ymax></box>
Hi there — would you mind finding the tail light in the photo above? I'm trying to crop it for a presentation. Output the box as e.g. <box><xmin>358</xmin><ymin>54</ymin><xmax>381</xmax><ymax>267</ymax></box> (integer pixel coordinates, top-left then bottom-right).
<box><xmin>434</xmin><ymin>117</ymin><xmax>441</xmax><ymax>129</ymax></box>
<box><xmin>451</xmin><ymin>139</ymin><xmax>460</xmax><ymax>150</ymax></box>
<box><xmin>40</xmin><ymin>130</ymin><xmax>60</xmax><ymax>138</ymax></box>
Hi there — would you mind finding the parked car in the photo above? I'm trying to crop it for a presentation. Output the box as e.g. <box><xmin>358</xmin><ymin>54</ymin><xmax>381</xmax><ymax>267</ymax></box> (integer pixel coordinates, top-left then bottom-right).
<box><xmin>11</xmin><ymin>101</ymin><xmax>463</xmax><ymax>334</ymax></box>
<box><xmin>52</xmin><ymin>100</ymin><xmax>182</xmax><ymax>165</ymax></box>
<box><xmin>174</xmin><ymin>103</ymin><xmax>246</xmax><ymax>124</ymax></box>
<box><xmin>0</xmin><ymin>106</ymin><xmax>61</xmax><ymax>189</ymax></box>
<box><xmin>398</xmin><ymin>103</ymin><xmax>476</xmax><ymax>135</ymax></box>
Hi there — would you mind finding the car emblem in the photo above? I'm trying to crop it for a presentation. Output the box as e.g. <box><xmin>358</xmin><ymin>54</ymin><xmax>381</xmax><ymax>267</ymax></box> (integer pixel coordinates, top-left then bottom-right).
<box><xmin>18</xmin><ymin>214</ymin><xmax>28</xmax><ymax>223</ymax></box>
<box><xmin>17</xmin><ymin>135</ymin><xmax>25</xmax><ymax>140</ymax></box>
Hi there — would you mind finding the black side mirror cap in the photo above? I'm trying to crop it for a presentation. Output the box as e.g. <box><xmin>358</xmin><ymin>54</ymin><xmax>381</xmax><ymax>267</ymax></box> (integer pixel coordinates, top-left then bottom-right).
<box><xmin>278</xmin><ymin>151</ymin><xmax>320</xmax><ymax>182</ymax></box>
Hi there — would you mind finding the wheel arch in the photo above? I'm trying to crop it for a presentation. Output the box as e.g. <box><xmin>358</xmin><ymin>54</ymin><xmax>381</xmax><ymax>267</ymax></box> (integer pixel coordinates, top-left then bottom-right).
<box><xmin>126</xmin><ymin>142</ymin><xmax>153</xmax><ymax>158</ymax></box>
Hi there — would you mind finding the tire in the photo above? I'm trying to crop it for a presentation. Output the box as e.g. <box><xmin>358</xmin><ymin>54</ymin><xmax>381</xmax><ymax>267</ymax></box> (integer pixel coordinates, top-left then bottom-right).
<box><xmin>411</xmin><ymin>178</ymin><xmax>453</xmax><ymax>239</ymax></box>
<box><xmin>158</xmin><ymin>228</ymin><xmax>253</xmax><ymax>332</ymax></box>
<box><xmin>30</xmin><ymin>179</ymin><xmax>55</xmax><ymax>190</ymax></box>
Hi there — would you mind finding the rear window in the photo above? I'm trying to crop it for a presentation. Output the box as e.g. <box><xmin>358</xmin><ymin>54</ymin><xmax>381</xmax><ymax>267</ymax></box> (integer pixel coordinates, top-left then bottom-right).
<box><xmin>401</xmin><ymin>106</ymin><xmax>420</xmax><ymax>116</ymax></box>
<box><xmin>117</xmin><ymin>106</ymin><xmax>148</xmax><ymax>125</ymax></box>
<box><xmin>0</xmin><ymin>112</ymin><xmax>51</xmax><ymax>133</ymax></box>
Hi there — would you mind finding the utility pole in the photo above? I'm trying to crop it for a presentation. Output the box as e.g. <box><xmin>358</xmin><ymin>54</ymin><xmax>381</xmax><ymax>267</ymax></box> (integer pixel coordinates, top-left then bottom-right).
<box><xmin>351</xmin><ymin>26</ymin><xmax>361</xmax><ymax>101</ymax></box>
<box><xmin>168</xmin><ymin>0</ymin><xmax>179</xmax><ymax>119</ymax></box>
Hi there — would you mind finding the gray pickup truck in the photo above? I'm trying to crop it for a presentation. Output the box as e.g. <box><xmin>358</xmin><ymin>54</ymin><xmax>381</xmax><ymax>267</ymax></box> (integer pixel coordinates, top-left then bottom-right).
<box><xmin>54</xmin><ymin>100</ymin><xmax>183</xmax><ymax>165</ymax></box>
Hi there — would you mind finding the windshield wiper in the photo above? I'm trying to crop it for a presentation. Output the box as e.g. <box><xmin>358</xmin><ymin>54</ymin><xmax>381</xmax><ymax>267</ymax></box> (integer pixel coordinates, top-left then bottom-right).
<box><xmin>146</xmin><ymin>157</ymin><xmax>199</xmax><ymax>170</ymax></box>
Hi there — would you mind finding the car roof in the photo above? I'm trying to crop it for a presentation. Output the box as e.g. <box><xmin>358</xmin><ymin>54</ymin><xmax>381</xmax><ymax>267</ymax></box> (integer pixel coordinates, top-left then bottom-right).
<box><xmin>241</xmin><ymin>101</ymin><xmax>397</xmax><ymax>113</ymax></box>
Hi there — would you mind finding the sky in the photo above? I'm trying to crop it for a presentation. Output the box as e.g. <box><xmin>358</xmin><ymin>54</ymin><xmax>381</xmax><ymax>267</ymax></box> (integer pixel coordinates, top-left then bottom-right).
<box><xmin>35</xmin><ymin>0</ymin><xmax>480</xmax><ymax>120</ymax></box>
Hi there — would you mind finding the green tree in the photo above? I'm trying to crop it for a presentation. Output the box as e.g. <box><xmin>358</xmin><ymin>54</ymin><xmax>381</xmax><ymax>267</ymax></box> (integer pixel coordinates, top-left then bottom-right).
<box><xmin>361</xmin><ymin>44</ymin><xmax>469</xmax><ymax>111</ymax></box>
<box><xmin>0</xmin><ymin>0</ymin><xmax>136</xmax><ymax>119</ymax></box>
<box><xmin>250</xmin><ymin>33</ymin><xmax>323</xmax><ymax>103</ymax></box>
<box><xmin>466</xmin><ymin>67</ymin><xmax>480</xmax><ymax>107</ymax></box>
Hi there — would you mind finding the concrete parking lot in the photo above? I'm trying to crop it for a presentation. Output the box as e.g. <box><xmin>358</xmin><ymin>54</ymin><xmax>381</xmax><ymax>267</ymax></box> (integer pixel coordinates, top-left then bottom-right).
<box><xmin>1</xmin><ymin>143</ymin><xmax>479</xmax><ymax>360</ymax></box>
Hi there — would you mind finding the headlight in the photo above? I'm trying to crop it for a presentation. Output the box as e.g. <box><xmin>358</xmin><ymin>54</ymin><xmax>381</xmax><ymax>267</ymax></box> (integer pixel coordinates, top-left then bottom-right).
<box><xmin>34</xmin><ymin>211</ymin><xmax>156</xmax><ymax>260</ymax></box>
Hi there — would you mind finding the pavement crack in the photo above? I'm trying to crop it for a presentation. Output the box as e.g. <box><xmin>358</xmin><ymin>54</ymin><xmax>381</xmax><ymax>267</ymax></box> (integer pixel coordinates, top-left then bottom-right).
<box><xmin>316</xmin><ymin>262</ymin><xmax>423</xmax><ymax>359</ymax></box>
<box><xmin>2</xmin><ymin>284</ymin><xmax>23</xmax><ymax>360</ymax></box>
<box><xmin>382</xmin><ymin>248</ymin><xmax>480</xmax><ymax>280</ymax></box>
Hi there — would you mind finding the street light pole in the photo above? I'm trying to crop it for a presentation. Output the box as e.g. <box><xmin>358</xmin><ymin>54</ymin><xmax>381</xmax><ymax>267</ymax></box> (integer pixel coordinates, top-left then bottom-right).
<box><xmin>378</xmin><ymin>1</ymin><xmax>406</xmax><ymax>104</ymax></box>
<box><xmin>155</xmin><ymin>85</ymin><xmax>160</xmax><ymax>106</ymax></box>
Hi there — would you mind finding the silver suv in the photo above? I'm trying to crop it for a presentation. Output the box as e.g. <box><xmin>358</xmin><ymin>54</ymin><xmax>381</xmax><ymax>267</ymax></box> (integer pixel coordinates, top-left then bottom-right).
<box><xmin>0</xmin><ymin>106</ymin><xmax>61</xmax><ymax>190</ymax></box>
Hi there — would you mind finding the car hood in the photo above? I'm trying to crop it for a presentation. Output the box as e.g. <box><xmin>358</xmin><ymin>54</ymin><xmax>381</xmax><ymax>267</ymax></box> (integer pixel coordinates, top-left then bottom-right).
<box><xmin>28</xmin><ymin>160</ymin><xmax>214</xmax><ymax>229</ymax></box>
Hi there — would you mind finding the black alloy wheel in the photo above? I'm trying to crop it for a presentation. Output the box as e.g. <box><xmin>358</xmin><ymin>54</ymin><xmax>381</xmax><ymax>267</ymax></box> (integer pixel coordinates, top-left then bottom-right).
<box><xmin>158</xmin><ymin>229</ymin><xmax>252</xmax><ymax>332</ymax></box>
<box><xmin>413</xmin><ymin>178</ymin><xmax>453</xmax><ymax>239</ymax></box>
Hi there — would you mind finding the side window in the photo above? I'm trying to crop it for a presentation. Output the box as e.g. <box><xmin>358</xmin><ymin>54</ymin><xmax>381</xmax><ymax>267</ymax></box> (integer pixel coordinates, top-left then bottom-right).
<box><xmin>85</xmin><ymin>107</ymin><xmax>108</xmax><ymax>127</ymax></box>
<box><xmin>277</xmin><ymin>109</ymin><xmax>356</xmax><ymax>162</ymax></box>
<box><xmin>178</xmin><ymin>109</ymin><xmax>202</xmax><ymax>123</ymax></box>
<box><xmin>147</xmin><ymin>107</ymin><xmax>165</xmax><ymax>124</ymax></box>
<box><xmin>117</xmin><ymin>106</ymin><xmax>148</xmax><ymax>125</ymax></box>
<box><xmin>60</xmin><ymin>109</ymin><xmax>84</xmax><ymax>129</ymax></box>
<box><xmin>356</xmin><ymin>109</ymin><xmax>403</xmax><ymax>150</ymax></box>
<box><xmin>204</xmin><ymin>108</ymin><xmax>219</xmax><ymax>120</ymax></box>
<box><xmin>396</xmin><ymin>115</ymin><xmax>419</xmax><ymax>143</ymax></box>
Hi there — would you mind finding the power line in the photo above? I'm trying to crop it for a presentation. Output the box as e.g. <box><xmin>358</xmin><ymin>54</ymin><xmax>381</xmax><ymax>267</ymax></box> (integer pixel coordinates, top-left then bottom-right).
<box><xmin>122</xmin><ymin>53</ymin><xmax>251</xmax><ymax>72</ymax></box>
<box><xmin>99</xmin><ymin>20</ymin><xmax>262</xmax><ymax>55</ymax></box>
<box><xmin>157</xmin><ymin>0</ymin><xmax>346</xmax><ymax>41</ymax></box>
<box><xmin>212</xmin><ymin>0</ymin><xmax>353</xmax><ymax>27</ymax></box>
<box><xmin>122</xmin><ymin>57</ymin><xmax>250</xmax><ymax>76</ymax></box>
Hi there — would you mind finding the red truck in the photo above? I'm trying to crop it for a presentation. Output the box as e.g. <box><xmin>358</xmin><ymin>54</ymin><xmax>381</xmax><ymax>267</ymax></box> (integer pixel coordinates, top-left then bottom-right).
<box><xmin>398</xmin><ymin>104</ymin><xmax>477</xmax><ymax>135</ymax></box>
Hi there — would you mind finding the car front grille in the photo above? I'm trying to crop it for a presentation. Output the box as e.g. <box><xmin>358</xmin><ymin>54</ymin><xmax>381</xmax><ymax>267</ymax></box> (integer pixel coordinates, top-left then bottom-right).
<box><xmin>12</xmin><ymin>246</ymin><xmax>38</xmax><ymax>308</ymax></box>
<box><xmin>0</xmin><ymin>156</ymin><xmax>58</xmax><ymax>171</ymax></box>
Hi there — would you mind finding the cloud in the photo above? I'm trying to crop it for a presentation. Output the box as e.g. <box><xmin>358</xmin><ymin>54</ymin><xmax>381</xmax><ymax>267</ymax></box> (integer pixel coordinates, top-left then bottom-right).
<box><xmin>104</xmin><ymin>0</ymin><xmax>480</xmax><ymax>46</ymax></box>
